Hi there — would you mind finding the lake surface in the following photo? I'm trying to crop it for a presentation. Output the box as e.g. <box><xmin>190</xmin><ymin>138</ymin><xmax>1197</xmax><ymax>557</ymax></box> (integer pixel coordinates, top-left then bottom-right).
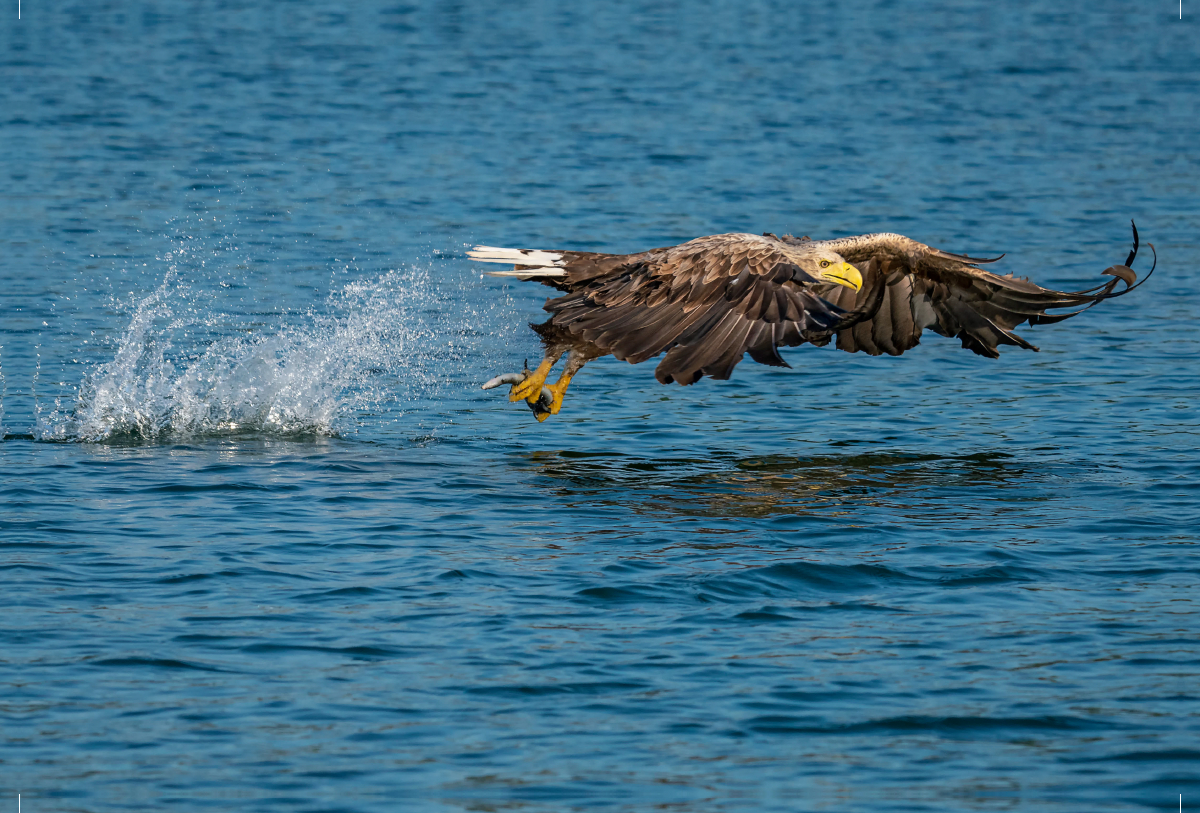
<box><xmin>2</xmin><ymin>2</ymin><xmax>1198</xmax><ymax>811</ymax></box>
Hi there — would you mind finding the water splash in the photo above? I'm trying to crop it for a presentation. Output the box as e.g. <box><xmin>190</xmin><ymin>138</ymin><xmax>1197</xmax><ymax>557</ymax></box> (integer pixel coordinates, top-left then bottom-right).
<box><xmin>36</xmin><ymin>264</ymin><xmax>454</xmax><ymax>442</ymax></box>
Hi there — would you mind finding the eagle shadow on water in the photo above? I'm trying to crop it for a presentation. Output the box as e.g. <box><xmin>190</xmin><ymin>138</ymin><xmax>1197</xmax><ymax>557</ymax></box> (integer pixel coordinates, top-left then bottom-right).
<box><xmin>472</xmin><ymin>222</ymin><xmax>1153</xmax><ymax>422</ymax></box>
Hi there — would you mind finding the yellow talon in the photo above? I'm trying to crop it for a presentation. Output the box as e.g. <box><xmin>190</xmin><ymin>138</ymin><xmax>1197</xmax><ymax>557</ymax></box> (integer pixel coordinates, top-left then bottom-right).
<box><xmin>510</xmin><ymin>358</ymin><xmax>554</xmax><ymax>403</ymax></box>
<box><xmin>544</xmin><ymin>374</ymin><xmax>573</xmax><ymax>415</ymax></box>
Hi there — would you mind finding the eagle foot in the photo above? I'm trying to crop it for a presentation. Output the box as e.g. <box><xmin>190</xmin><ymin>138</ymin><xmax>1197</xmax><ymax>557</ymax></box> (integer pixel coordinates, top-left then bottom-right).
<box><xmin>509</xmin><ymin>358</ymin><xmax>554</xmax><ymax>403</ymax></box>
<box><xmin>528</xmin><ymin>375</ymin><xmax>573</xmax><ymax>422</ymax></box>
<box><xmin>528</xmin><ymin>379</ymin><xmax>556</xmax><ymax>422</ymax></box>
<box><xmin>481</xmin><ymin>369</ymin><xmax>556</xmax><ymax>421</ymax></box>
<box><xmin>543</xmin><ymin>376</ymin><xmax>572</xmax><ymax>415</ymax></box>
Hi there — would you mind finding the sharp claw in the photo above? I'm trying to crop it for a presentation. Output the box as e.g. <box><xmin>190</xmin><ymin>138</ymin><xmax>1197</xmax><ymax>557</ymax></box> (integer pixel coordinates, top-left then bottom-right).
<box><xmin>482</xmin><ymin>372</ymin><xmax>527</xmax><ymax>390</ymax></box>
<box><xmin>526</xmin><ymin>387</ymin><xmax>555</xmax><ymax>421</ymax></box>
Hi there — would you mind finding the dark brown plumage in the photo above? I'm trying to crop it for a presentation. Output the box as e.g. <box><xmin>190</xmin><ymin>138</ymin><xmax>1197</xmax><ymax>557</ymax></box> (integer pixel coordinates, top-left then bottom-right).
<box><xmin>472</xmin><ymin>224</ymin><xmax>1152</xmax><ymax>420</ymax></box>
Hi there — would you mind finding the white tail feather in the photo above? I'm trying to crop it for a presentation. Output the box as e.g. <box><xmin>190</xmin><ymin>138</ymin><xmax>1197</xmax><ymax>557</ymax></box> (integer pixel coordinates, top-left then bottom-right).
<box><xmin>468</xmin><ymin>245</ymin><xmax>564</xmax><ymax>268</ymax></box>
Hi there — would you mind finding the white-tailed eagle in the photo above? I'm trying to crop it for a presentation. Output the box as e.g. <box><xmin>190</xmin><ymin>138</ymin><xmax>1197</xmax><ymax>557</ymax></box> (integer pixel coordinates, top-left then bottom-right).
<box><xmin>471</xmin><ymin>223</ymin><xmax>1152</xmax><ymax>421</ymax></box>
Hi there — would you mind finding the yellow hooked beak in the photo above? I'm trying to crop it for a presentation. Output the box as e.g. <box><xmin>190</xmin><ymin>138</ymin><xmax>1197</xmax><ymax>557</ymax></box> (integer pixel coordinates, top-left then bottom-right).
<box><xmin>821</xmin><ymin>262</ymin><xmax>863</xmax><ymax>292</ymax></box>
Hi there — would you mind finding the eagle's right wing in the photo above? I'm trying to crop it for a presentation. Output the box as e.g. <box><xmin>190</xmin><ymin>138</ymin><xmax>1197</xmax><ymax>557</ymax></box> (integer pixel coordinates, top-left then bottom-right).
<box><xmin>814</xmin><ymin>224</ymin><xmax>1151</xmax><ymax>358</ymax></box>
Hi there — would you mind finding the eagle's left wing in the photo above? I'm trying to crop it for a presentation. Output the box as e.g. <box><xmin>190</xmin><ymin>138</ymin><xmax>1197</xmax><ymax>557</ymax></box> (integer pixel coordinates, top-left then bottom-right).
<box><xmin>546</xmin><ymin>233</ymin><xmax>882</xmax><ymax>385</ymax></box>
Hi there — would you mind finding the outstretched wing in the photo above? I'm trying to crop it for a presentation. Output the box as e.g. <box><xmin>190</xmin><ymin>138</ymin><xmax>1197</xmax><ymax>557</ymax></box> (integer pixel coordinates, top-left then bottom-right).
<box><xmin>813</xmin><ymin>224</ymin><xmax>1151</xmax><ymax>359</ymax></box>
<box><xmin>546</xmin><ymin>233</ymin><xmax>876</xmax><ymax>385</ymax></box>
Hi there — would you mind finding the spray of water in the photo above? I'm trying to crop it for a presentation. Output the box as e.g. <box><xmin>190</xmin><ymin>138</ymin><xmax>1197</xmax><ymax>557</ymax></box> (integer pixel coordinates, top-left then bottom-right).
<box><xmin>34</xmin><ymin>261</ymin><xmax>483</xmax><ymax>442</ymax></box>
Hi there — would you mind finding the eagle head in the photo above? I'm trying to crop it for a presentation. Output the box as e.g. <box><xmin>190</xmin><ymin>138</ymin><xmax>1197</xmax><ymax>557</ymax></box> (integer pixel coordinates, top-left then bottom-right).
<box><xmin>809</xmin><ymin>252</ymin><xmax>863</xmax><ymax>292</ymax></box>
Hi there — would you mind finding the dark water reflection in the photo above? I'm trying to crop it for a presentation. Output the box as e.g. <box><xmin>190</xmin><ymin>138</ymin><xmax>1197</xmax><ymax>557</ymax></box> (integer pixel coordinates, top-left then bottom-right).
<box><xmin>515</xmin><ymin>449</ymin><xmax>1076</xmax><ymax>556</ymax></box>
<box><xmin>521</xmin><ymin>449</ymin><xmax>1042</xmax><ymax>515</ymax></box>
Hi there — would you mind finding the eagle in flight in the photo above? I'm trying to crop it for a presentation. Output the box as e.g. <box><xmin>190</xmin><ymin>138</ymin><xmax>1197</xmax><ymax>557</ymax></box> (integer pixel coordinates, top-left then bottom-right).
<box><xmin>471</xmin><ymin>223</ymin><xmax>1151</xmax><ymax>421</ymax></box>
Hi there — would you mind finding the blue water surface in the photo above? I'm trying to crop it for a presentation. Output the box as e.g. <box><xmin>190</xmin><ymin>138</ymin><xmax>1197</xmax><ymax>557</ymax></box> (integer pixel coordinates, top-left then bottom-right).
<box><xmin>2</xmin><ymin>2</ymin><xmax>1199</xmax><ymax>811</ymax></box>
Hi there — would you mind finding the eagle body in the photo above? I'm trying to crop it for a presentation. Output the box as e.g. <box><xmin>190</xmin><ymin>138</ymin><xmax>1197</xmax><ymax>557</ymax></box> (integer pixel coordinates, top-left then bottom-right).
<box><xmin>471</xmin><ymin>226</ymin><xmax>1149</xmax><ymax>420</ymax></box>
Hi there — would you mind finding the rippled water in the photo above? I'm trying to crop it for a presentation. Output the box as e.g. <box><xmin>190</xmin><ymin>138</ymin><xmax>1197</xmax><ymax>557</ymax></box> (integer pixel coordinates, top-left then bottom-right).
<box><xmin>3</xmin><ymin>2</ymin><xmax>1199</xmax><ymax>811</ymax></box>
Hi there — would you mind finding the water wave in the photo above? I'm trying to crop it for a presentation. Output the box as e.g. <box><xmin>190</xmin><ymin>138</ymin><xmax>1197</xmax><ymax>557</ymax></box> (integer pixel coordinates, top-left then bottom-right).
<box><xmin>0</xmin><ymin>345</ymin><xmax>6</xmax><ymax>438</ymax></box>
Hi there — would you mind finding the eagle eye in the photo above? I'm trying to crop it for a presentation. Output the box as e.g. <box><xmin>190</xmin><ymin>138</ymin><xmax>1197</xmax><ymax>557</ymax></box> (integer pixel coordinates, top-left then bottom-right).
<box><xmin>819</xmin><ymin>260</ymin><xmax>831</xmax><ymax>268</ymax></box>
